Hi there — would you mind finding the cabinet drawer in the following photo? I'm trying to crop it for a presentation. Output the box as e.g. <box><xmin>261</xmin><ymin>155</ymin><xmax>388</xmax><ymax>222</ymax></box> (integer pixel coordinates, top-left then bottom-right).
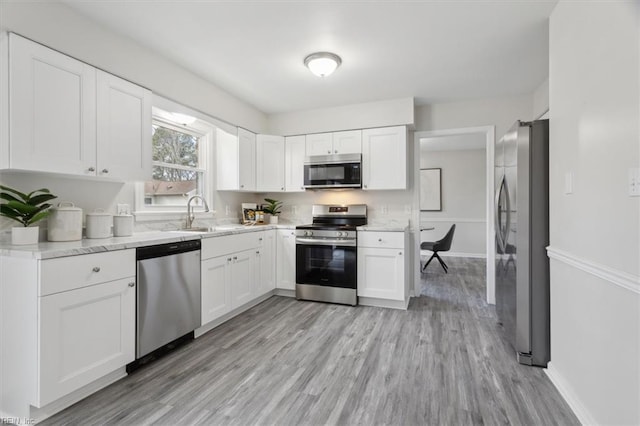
<box><xmin>39</xmin><ymin>250</ymin><xmax>135</xmax><ymax>296</ymax></box>
<box><xmin>202</xmin><ymin>231</ymin><xmax>263</xmax><ymax>260</ymax></box>
<box><xmin>358</xmin><ymin>231</ymin><xmax>405</xmax><ymax>249</ymax></box>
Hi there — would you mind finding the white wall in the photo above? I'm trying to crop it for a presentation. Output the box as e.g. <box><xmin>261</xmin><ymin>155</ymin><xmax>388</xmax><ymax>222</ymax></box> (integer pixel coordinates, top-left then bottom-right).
<box><xmin>268</xmin><ymin>97</ymin><xmax>414</xmax><ymax>135</ymax></box>
<box><xmin>415</xmin><ymin>95</ymin><xmax>533</xmax><ymax>139</ymax></box>
<box><xmin>546</xmin><ymin>2</ymin><xmax>639</xmax><ymax>425</ymax></box>
<box><xmin>420</xmin><ymin>148</ymin><xmax>486</xmax><ymax>256</ymax></box>
<box><xmin>533</xmin><ymin>78</ymin><xmax>549</xmax><ymax>119</ymax></box>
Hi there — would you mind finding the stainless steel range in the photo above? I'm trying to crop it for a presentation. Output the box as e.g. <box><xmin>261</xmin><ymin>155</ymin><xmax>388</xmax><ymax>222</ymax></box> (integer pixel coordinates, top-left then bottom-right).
<box><xmin>295</xmin><ymin>204</ymin><xmax>367</xmax><ymax>306</ymax></box>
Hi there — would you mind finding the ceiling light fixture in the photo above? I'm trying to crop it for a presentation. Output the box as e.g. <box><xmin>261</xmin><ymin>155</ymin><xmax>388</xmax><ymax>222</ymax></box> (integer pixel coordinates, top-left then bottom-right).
<box><xmin>304</xmin><ymin>52</ymin><xmax>342</xmax><ymax>78</ymax></box>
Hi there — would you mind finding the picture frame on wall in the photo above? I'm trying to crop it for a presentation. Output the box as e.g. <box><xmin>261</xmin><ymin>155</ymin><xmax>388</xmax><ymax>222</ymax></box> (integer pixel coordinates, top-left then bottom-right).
<box><xmin>420</xmin><ymin>168</ymin><xmax>442</xmax><ymax>211</ymax></box>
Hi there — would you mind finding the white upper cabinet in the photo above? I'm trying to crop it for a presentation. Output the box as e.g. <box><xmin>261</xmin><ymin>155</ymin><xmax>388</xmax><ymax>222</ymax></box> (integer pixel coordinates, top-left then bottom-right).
<box><xmin>4</xmin><ymin>33</ymin><xmax>151</xmax><ymax>181</ymax></box>
<box><xmin>285</xmin><ymin>135</ymin><xmax>306</xmax><ymax>192</ymax></box>
<box><xmin>96</xmin><ymin>71</ymin><xmax>151</xmax><ymax>181</ymax></box>
<box><xmin>305</xmin><ymin>132</ymin><xmax>333</xmax><ymax>156</ymax></box>
<box><xmin>238</xmin><ymin>128</ymin><xmax>257</xmax><ymax>191</ymax></box>
<box><xmin>362</xmin><ymin>126</ymin><xmax>407</xmax><ymax>190</ymax></box>
<box><xmin>256</xmin><ymin>134</ymin><xmax>285</xmax><ymax>192</ymax></box>
<box><xmin>9</xmin><ymin>33</ymin><xmax>97</xmax><ymax>175</ymax></box>
<box><xmin>332</xmin><ymin>130</ymin><xmax>362</xmax><ymax>155</ymax></box>
<box><xmin>217</xmin><ymin>127</ymin><xmax>256</xmax><ymax>191</ymax></box>
<box><xmin>305</xmin><ymin>130</ymin><xmax>362</xmax><ymax>156</ymax></box>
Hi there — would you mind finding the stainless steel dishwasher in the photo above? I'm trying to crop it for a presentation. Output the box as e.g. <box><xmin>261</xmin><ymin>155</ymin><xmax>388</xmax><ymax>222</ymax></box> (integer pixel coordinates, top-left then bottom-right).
<box><xmin>135</xmin><ymin>240</ymin><xmax>201</xmax><ymax>359</ymax></box>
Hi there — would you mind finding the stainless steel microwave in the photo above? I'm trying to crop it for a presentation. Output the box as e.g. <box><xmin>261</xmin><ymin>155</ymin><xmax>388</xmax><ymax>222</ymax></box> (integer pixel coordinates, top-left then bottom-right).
<box><xmin>303</xmin><ymin>153</ymin><xmax>362</xmax><ymax>189</ymax></box>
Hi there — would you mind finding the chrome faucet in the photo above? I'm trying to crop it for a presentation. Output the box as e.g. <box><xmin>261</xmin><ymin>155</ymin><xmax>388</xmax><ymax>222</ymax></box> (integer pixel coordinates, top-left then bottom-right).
<box><xmin>186</xmin><ymin>195</ymin><xmax>210</xmax><ymax>229</ymax></box>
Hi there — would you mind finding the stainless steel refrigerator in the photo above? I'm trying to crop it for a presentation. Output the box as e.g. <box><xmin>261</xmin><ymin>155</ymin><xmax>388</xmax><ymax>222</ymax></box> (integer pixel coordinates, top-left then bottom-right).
<box><xmin>495</xmin><ymin>119</ymin><xmax>550</xmax><ymax>367</ymax></box>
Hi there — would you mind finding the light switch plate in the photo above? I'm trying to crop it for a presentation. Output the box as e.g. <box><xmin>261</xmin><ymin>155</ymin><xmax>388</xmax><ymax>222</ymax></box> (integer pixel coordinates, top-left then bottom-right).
<box><xmin>629</xmin><ymin>168</ymin><xmax>640</xmax><ymax>196</ymax></box>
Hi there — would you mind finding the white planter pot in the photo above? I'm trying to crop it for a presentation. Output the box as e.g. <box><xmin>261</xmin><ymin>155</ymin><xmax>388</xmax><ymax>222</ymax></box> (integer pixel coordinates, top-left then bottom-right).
<box><xmin>12</xmin><ymin>226</ymin><xmax>39</xmax><ymax>245</ymax></box>
<box><xmin>268</xmin><ymin>215</ymin><xmax>279</xmax><ymax>224</ymax></box>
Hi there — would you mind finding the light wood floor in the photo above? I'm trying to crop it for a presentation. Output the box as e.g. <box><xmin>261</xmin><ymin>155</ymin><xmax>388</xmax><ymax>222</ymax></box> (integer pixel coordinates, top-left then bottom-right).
<box><xmin>43</xmin><ymin>257</ymin><xmax>578</xmax><ymax>425</ymax></box>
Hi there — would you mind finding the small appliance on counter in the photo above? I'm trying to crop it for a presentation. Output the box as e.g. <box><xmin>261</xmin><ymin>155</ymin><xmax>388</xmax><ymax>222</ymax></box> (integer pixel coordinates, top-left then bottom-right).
<box><xmin>295</xmin><ymin>204</ymin><xmax>367</xmax><ymax>305</ymax></box>
<box><xmin>86</xmin><ymin>209</ymin><xmax>113</xmax><ymax>239</ymax></box>
<box><xmin>47</xmin><ymin>202</ymin><xmax>83</xmax><ymax>242</ymax></box>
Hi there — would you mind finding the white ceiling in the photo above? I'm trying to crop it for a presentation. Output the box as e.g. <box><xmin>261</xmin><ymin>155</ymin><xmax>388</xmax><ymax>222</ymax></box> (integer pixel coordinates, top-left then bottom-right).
<box><xmin>61</xmin><ymin>0</ymin><xmax>556</xmax><ymax>115</ymax></box>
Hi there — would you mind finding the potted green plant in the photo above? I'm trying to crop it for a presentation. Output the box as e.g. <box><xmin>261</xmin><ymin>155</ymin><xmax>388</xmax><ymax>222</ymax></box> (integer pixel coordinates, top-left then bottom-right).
<box><xmin>262</xmin><ymin>198</ymin><xmax>283</xmax><ymax>224</ymax></box>
<box><xmin>0</xmin><ymin>185</ymin><xmax>57</xmax><ymax>245</ymax></box>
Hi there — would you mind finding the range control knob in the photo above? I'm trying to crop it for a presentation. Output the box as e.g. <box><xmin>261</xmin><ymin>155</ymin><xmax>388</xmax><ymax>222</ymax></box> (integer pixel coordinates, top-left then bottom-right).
<box><xmin>336</xmin><ymin>231</ymin><xmax>344</xmax><ymax>237</ymax></box>
<box><xmin>305</xmin><ymin>230</ymin><xmax>313</xmax><ymax>237</ymax></box>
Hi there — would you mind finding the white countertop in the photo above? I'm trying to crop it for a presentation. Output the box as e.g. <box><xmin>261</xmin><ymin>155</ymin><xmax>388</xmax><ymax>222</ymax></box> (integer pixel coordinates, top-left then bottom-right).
<box><xmin>357</xmin><ymin>219</ymin><xmax>409</xmax><ymax>232</ymax></box>
<box><xmin>0</xmin><ymin>224</ymin><xmax>295</xmax><ymax>260</ymax></box>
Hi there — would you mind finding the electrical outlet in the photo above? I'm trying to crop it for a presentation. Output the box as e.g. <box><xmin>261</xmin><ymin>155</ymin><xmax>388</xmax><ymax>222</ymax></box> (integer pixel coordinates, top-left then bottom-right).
<box><xmin>629</xmin><ymin>168</ymin><xmax>640</xmax><ymax>196</ymax></box>
<box><xmin>404</xmin><ymin>205</ymin><xmax>411</xmax><ymax>215</ymax></box>
<box><xmin>381</xmin><ymin>205</ymin><xmax>388</xmax><ymax>215</ymax></box>
<box><xmin>291</xmin><ymin>205</ymin><xmax>298</xmax><ymax>215</ymax></box>
<box><xmin>225</xmin><ymin>205</ymin><xmax>230</xmax><ymax>216</ymax></box>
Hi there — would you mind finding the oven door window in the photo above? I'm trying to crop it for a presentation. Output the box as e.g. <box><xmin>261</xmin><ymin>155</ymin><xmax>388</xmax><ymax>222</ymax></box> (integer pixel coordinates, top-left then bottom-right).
<box><xmin>304</xmin><ymin>163</ymin><xmax>361</xmax><ymax>186</ymax></box>
<box><xmin>296</xmin><ymin>244</ymin><xmax>356</xmax><ymax>289</ymax></box>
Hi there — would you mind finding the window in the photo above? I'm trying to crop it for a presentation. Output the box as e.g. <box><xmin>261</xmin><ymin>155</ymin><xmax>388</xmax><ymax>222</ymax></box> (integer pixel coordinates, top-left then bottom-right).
<box><xmin>145</xmin><ymin>120</ymin><xmax>205</xmax><ymax>207</ymax></box>
<box><xmin>135</xmin><ymin>101</ymin><xmax>215</xmax><ymax>217</ymax></box>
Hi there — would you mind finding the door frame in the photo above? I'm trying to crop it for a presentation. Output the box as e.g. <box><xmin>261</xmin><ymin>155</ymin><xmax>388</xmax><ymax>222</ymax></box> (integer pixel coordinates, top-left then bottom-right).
<box><xmin>413</xmin><ymin>125</ymin><xmax>496</xmax><ymax>304</ymax></box>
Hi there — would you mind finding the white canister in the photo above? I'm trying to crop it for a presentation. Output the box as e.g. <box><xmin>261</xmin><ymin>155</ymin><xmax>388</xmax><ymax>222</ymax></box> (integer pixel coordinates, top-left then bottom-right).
<box><xmin>48</xmin><ymin>202</ymin><xmax>83</xmax><ymax>242</ymax></box>
<box><xmin>113</xmin><ymin>215</ymin><xmax>134</xmax><ymax>237</ymax></box>
<box><xmin>86</xmin><ymin>209</ymin><xmax>113</xmax><ymax>239</ymax></box>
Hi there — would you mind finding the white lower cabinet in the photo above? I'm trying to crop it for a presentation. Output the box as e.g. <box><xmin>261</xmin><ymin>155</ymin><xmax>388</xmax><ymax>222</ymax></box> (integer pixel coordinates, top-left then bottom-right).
<box><xmin>0</xmin><ymin>249</ymin><xmax>136</xmax><ymax>419</ymax></box>
<box><xmin>257</xmin><ymin>230</ymin><xmax>276</xmax><ymax>295</ymax></box>
<box><xmin>230</xmin><ymin>249</ymin><xmax>257</xmax><ymax>309</ymax></box>
<box><xmin>201</xmin><ymin>231</ymin><xmax>272</xmax><ymax>326</ymax></box>
<box><xmin>201</xmin><ymin>255</ymin><xmax>233</xmax><ymax>324</ymax></box>
<box><xmin>39</xmin><ymin>277</ymin><xmax>135</xmax><ymax>406</ymax></box>
<box><xmin>357</xmin><ymin>231</ymin><xmax>409</xmax><ymax>308</ymax></box>
<box><xmin>276</xmin><ymin>229</ymin><xmax>296</xmax><ymax>290</ymax></box>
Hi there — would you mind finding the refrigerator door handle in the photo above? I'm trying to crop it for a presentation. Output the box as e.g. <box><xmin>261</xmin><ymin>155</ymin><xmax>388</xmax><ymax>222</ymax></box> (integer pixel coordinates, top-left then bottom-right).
<box><xmin>495</xmin><ymin>174</ymin><xmax>510</xmax><ymax>253</ymax></box>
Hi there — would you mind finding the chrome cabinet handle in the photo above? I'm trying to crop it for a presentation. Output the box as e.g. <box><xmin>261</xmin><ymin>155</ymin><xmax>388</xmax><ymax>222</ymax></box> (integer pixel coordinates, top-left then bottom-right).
<box><xmin>88</xmin><ymin>167</ymin><xmax>95</xmax><ymax>172</ymax></box>
<box><xmin>378</xmin><ymin>238</ymin><xmax>382</xmax><ymax>242</ymax></box>
<box><xmin>92</xmin><ymin>267</ymin><xmax>100</xmax><ymax>272</ymax></box>
<box><xmin>259</xmin><ymin>237</ymin><xmax>263</xmax><ymax>241</ymax></box>
<box><xmin>227</xmin><ymin>257</ymin><xmax>232</xmax><ymax>262</ymax></box>
<box><xmin>240</xmin><ymin>184</ymin><xmax>244</xmax><ymax>188</ymax></box>
<box><xmin>334</xmin><ymin>150</ymin><xmax>338</xmax><ymax>153</ymax></box>
<box><xmin>327</xmin><ymin>150</ymin><xmax>331</xmax><ymax>154</ymax></box>
<box><xmin>256</xmin><ymin>251</ymin><xmax>260</xmax><ymax>254</ymax></box>
<box><xmin>233</xmin><ymin>256</ymin><xmax>237</xmax><ymax>260</ymax></box>
<box><xmin>398</xmin><ymin>252</ymin><xmax>402</xmax><ymax>256</ymax></box>
<box><xmin>128</xmin><ymin>282</ymin><xmax>135</xmax><ymax>287</ymax></box>
<box><xmin>102</xmin><ymin>169</ymin><xmax>109</xmax><ymax>174</ymax></box>
<box><xmin>281</xmin><ymin>187</ymin><xmax>284</xmax><ymax>190</ymax></box>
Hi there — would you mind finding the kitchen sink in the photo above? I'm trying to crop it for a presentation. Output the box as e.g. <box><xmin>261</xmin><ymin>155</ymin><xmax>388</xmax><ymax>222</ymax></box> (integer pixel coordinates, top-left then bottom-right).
<box><xmin>170</xmin><ymin>227</ymin><xmax>215</xmax><ymax>233</ymax></box>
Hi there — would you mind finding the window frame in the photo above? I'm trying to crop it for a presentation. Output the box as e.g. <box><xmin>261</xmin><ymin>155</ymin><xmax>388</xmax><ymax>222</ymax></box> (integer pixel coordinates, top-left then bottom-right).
<box><xmin>134</xmin><ymin>109</ymin><xmax>214</xmax><ymax>220</ymax></box>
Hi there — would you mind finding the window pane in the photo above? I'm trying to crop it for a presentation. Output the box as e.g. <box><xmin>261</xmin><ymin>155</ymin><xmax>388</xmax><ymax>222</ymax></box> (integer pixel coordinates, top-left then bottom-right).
<box><xmin>144</xmin><ymin>166</ymin><xmax>203</xmax><ymax>207</ymax></box>
<box><xmin>152</xmin><ymin>125</ymin><xmax>199</xmax><ymax>166</ymax></box>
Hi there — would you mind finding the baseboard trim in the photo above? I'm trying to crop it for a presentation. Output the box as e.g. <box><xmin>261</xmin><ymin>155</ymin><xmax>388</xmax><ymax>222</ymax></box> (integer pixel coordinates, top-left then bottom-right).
<box><xmin>546</xmin><ymin>246</ymin><xmax>640</xmax><ymax>295</ymax></box>
<box><xmin>545</xmin><ymin>362</ymin><xmax>597</xmax><ymax>426</ymax></box>
<box><xmin>420</xmin><ymin>250</ymin><xmax>486</xmax><ymax>259</ymax></box>
<box><xmin>358</xmin><ymin>296</ymin><xmax>409</xmax><ymax>310</ymax></box>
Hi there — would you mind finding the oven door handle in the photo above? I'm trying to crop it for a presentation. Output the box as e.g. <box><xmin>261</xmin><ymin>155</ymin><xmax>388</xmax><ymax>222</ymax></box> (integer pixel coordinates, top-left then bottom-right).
<box><xmin>296</xmin><ymin>238</ymin><xmax>357</xmax><ymax>247</ymax></box>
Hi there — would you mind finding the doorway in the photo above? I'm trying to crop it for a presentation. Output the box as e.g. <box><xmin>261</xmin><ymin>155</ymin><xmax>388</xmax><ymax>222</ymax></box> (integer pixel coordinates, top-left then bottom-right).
<box><xmin>412</xmin><ymin>126</ymin><xmax>496</xmax><ymax>304</ymax></box>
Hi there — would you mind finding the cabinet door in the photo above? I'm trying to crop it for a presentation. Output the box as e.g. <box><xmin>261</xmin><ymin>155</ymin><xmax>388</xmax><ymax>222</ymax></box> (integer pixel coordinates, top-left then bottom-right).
<box><xmin>216</xmin><ymin>128</ymin><xmax>239</xmax><ymax>190</ymax></box>
<box><xmin>357</xmin><ymin>247</ymin><xmax>404</xmax><ymax>300</ymax></box>
<box><xmin>38</xmin><ymin>277</ymin><xmax>135</xmax><ymax>407</ymax></box>
<box><xmin>238</xmin><ymin>128</ymin><xmax>256</xmax><ymax>191</ymax></box>
<box><xmin>96</xmin><ymin>71</ymin><xmax>152</xmax><ymax>181</ymax></box>
<box><xmin>332</xmin><ymin>130</ymin><xmax>362</xmax><ymax>154</ymax></box>
<box><xmin>256</xmin><ymin>230</ymin><xmax>276</xmax><ymax>295</ymax></box>
<box><xmin>276</xmin><ymin>230</ymin><xmax>296</xmax><ymax>290</ymax></box>
<box><xmin>230</xmin><ymin>249</ymin><xmax>256</xmax><ymax>309</ymax></box>
<box><xmin>285</xmin><ymin>135</ymin><xmax>306</xmax><ymax>192</ymax></box>
<box><xmin>201</xmin><ymin>255</ymin><xmax>232</xmax><ymax>325</ymax></box>
<box><xmin>9</xmin><ymin>33</ymin><xmax>97</xmax><ymax>175</ymax></box>
<box><xmin>305</xmin><ymin>132</ymin><xmax>333</xmax><ymax>156</ymax></box>
<box><xmin>362</xmin><ymin>126</ymin><xmax>407</xmax><ymax>190</ymax></box>
<box><xmin>256</xmin><ymin>134</ymin><xmax>285</xmax><ymax>192</ymax></box>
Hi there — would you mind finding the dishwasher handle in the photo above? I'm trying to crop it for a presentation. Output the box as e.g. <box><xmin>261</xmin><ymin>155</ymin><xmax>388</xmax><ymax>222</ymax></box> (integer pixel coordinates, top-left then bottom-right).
<box><xmin>136</xmin><ymin>239</ymin><xmax>201</xmax><ymax>260</ymax></box>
